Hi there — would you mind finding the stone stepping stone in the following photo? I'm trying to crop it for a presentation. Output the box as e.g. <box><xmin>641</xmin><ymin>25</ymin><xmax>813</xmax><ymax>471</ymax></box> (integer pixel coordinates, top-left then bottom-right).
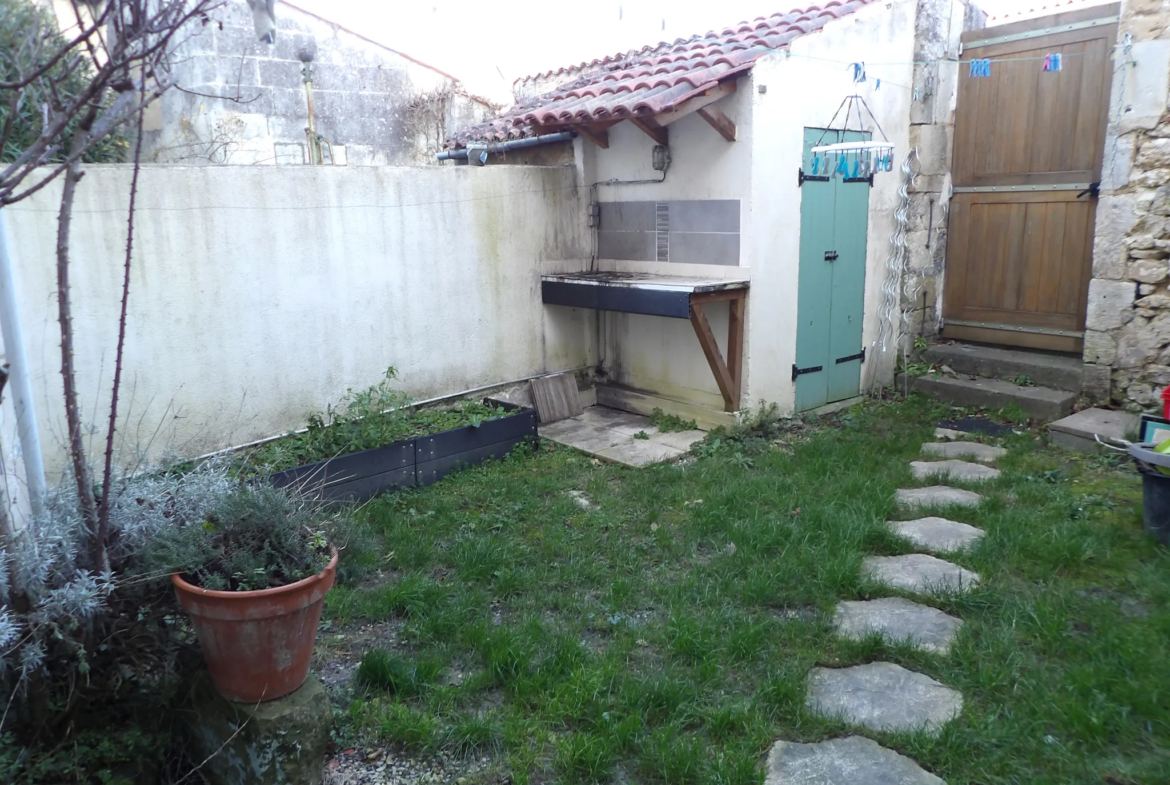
<box><xmin>863</xmin><ymin>554</ymin><xmax>980</xmax><ymax>594</ymax></box>
<box><xmin>834</xmin><ymin>597</ymin><xmax>964</xmax><ymax>655</ymax></box>
<box><xmin>765</xmin><ymin>735</ymin><xmax>945</xmax><ymax>785</ymax></box>
<box><xmin>806</xmin><ymin>662</ymin><xmax>963</xmax><ymax>736</ymax></box>
<box><xmin>910</xmin><ymin>460</ymin><xmax>1000</xmax><ymax>482</ymax></box>
<box><xmin>934</xmin><ymin>427</ymin><xmax>968</xmax><ymax>441</ymax></box>
<box><xmin>921</xmin><ymin>442</ymin><xmax>1006</xmax><ymax>463</ymax></box>
<box><xmin>891</xmin><ymin>517</ymin><xmax>985</xmax><ymax>553</ymax></box>
<box><xmin>896</xmin><ymin>486</ymin><xmax>982</xmax><ymax>510</ymax></box>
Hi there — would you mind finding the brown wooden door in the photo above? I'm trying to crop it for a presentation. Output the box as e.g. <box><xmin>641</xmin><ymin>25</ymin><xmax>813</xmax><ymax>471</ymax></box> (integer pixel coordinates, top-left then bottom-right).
<box><xmin>943</xmin><ymin>4</ymin><xmax>1119</xmax><ymax>352</ymax></box>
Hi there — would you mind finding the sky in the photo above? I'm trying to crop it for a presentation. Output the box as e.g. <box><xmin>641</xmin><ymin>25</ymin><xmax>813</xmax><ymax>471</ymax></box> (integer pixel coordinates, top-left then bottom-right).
<box><xmin>292</xmin><ymin>0</ymin><xmax>1115</xmax><ymax>102</ymax></box>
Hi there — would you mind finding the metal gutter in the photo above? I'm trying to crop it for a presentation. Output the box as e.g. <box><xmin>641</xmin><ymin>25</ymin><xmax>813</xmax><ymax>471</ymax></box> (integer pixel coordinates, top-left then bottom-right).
<box><xmin>437</xmin><ymin>131</ymin><xmax>576</xmax><ymax>162</ymax></box>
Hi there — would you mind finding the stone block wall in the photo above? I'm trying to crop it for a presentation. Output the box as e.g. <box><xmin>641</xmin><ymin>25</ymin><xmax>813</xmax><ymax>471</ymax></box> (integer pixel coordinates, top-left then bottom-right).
<box><xmin>138</xmin><ymin>2</ymin><xmax>494</xmax><ymax>166</ymax></box>
<box><xmin>1084</xmin><ymin>0</ymin><xmax>1170</xmax><ymax>408</ymax></box>
<box><xmin>902</xmin><ymin>0</ymin><xmax>985</xmax><ymax>342</ymax></box>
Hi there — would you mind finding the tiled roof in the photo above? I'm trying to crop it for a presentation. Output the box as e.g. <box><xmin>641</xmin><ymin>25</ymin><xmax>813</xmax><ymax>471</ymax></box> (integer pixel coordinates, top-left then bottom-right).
<box><xmin>448</xmin><ymin>1</ymin><xmax>878</xmax><ymax>148</ymax></box>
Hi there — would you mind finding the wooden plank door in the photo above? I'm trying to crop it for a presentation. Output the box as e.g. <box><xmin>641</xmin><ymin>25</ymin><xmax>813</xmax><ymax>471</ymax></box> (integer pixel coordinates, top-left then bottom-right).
<box><xmin>943</xmin><ymin>3</ymin><xmax>1118</xmax><ymax>352</ymax></box>
<box><xmin>796</xmin><ymin>128</ymin><xmax>871</xmax><ymax>411</ymax></box>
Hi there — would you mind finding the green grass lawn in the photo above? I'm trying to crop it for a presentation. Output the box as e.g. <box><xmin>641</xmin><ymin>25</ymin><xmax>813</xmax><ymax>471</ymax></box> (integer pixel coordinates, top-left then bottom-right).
<box><xmin>322</xmin><ymin>396</ymin><xmax>1170</xmax><ymax>785</ymax></box>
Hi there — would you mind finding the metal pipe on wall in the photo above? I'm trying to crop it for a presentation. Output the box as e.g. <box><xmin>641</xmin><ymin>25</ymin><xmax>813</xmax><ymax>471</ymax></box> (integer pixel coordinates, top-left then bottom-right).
<box><xmin>0</xmin><ymin>209</ymin><xmax>47</xmax><ymax>522</ymax></box>
<box><xmin>436</xmin><ymin>131</ymin><xmax>577</xmax><ymax>161</ymax></box>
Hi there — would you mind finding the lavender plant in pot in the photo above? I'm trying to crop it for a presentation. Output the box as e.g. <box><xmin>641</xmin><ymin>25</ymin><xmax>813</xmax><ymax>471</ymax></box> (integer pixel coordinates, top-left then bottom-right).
<box><xmin>145</xmin><ymin>484</ymin><xmax>346</xmax><ymax>703</ymax></box>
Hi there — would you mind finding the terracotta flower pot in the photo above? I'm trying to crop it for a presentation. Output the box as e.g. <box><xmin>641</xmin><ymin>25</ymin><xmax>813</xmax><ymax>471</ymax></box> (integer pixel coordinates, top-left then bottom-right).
<box><xmin>172</xmin><ymin>551</ymin><xmax>337</xmax><ymax>703</ymax></box>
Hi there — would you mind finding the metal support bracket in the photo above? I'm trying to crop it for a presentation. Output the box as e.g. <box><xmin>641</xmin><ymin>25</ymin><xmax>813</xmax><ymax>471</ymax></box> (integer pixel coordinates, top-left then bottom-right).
<box><xmin>792</xmin><ymin>363</ymin><xmax>824</xmax><ymax>381</ymax></box>
<box><xmin>798</xmin><ymin>168</ymin><xmax>830</xmax><ymax>186</ymax></box>
<box><xmin>835</xmin><ymin>348</ymin><xmax>866</xmax><ymax>365</ymax></box>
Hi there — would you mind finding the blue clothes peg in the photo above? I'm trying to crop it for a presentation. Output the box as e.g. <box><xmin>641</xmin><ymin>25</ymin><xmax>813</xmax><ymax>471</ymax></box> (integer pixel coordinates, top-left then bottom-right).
<box><xmin>851</xmin><ymin>158</ymin><xmax>860</xmax><ymax>178</ymax></box>
<box><xmin>812</xmin><ymin>155</ymin><xmax>822</xmax><ymax>175</ymax></box>
<box><xmin>835</xmin><ymin>155</ymin><xmax>849</xmax><ymax>177</ymax></box>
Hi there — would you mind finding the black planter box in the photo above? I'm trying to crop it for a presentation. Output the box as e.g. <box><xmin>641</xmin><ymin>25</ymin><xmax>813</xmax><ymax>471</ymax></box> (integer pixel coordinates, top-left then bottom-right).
<box><xmin>263</xmin><ymin>399</ymin><xmax>537</xmax><ymax>503</ymax></box>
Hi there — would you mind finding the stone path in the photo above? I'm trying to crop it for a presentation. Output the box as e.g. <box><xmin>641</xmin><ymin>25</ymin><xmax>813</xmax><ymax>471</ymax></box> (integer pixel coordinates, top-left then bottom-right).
<box><xmin>863</xmin><ymin>554</ymin><xmax>980</xmax><ymax>594</ymax></box>
<box><xmin>833</xmin><ymin>598</ymin><xmax>963</xmax><ymax>654</ymax></box>
<box><xmin>778</xmin><ymin>433</ymin><xmax>1007</xmax><ymax>781</ymax></box>
<box><xmin>896</xmin><ymin>485</ymin><xmax>982</xmax><ymax>509</ymax></box>
<box><xmin>890</xmin><ymin>517</ymin><xmax>985</xmax><ymax>553</ymax></box>
<box><xmin>765</xmin><ymin>736</ymin><xmax>945</xmax><ymax>785</ymax></box>
<box><xmin>806</xmin><ymin>663</ymin><xmax>963</xmax><ymax>735</ymax></box>
<box><xmin>921</xmin><ymin>441</ymin><xmax>1006</xmax><ymax>463</ymax></box>
<box><xmin>910</xmin><ymin>460</ymin><xmax>1001</xmax><ymax>481</ymax></box>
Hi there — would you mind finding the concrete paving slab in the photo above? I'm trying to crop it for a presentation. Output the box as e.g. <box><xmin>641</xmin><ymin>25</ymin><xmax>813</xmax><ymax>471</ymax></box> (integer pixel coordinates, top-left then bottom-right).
<box><xmin>934</xmin><ymin>427</ymin><xmax>969</xmax><ymax>441</ymax></box>
<box><xmin>891</xmin><ymin>517</ymin><xmax>985</xmax><ymax>553</ymax></box>
<box><xmin>1049</xmin><ymin>407</ymin><xmax>1141</xmax><ymax>453</ymax></box>
<box><xmin>649</xmin><ymin>429</ymin><xmax>707</xmax><ymax>451</ymax></box>
<box><xmin>765</xmin><ymin>736</ymin><xmax>945</xmax><ymax>785</ymax></box>
<box><xmin>573</xmin><ymin>406</ymin><xmax>655</xmax><ymax>436</ymax></box>
<box><xmin>806</xmin><ymin>662</ymin><xmax>963</xmax><ymax>736</ymax></box>
<box><xmin>833</xmin><ymin>597</ymin><xmax>964</xmax><ymax>655</ymax></box>
<box><xmin>921</xmin><ymin>442</ymin><xmax>1007</xmax><ymax>463</ymax></box>
<box><xmin>863</xmin><ymin>554</ymin><xmax>981</xmax><ymax>594</ymax></box>
<box><xmin>595</xmin><ymin>438</ymin><xmax>683</xmax><ymax>467</ymax></box>
<box><xmin>911</xmin><ymin>460</ymin><xmax>1001</xmax><ymax>482</ymax></box>
<box><xmin>539</xmin><ymin>420</ymin><xmax>627</xmax><ymax>453</ymax></box>
<box><xmin>896</xmin><ymin>486</ymin><xmax>982</xmax><ymax>510</ymax></box>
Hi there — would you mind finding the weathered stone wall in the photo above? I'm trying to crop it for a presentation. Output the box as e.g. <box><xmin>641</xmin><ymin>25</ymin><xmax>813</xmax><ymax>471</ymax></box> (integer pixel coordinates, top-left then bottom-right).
<box><xmin>903</xmin><ymin>0</ymin><xmax>985</xmax><ymax>342</ymax></box>
<box><xmin>139</xmin><ymin>2</ymin><xmax>494</xmax><ymax>166</ymax></box>
<box><xmin>1084</xmin><ymin>0</ymin><xmax>1170</xmax><ymax>407</ymax></box>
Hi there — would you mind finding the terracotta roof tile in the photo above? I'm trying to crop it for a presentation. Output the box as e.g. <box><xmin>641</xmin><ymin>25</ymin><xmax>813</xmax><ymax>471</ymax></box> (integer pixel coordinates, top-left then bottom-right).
<box><xmin>449</xmin><ymin>0</ymin><xmax>878</xmax><ymax>148</ymax></box>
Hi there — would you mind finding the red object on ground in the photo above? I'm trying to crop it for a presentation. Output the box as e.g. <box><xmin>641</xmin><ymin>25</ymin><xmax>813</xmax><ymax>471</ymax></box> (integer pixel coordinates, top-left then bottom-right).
<box><xmin>1162</xmin><ymin>385</ymin><xmax>1170</xmax><ymax>419</ymax></box>
<box><xmin>172</xmin><ymin>551</ymin><xmax>337</xmax><ymax>703</ymax></box>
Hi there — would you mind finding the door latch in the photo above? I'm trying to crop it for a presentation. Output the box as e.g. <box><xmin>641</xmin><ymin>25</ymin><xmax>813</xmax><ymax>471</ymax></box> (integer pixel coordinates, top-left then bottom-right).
<box><xmin>824</xmin><ymin>251</ymin><xmax>839</xmax><ymax>262</ymax></box>
<box><xmin>1076</xmin><ymin>182</ymin><xmax>1100</xmax><ymax>199</ymax></box>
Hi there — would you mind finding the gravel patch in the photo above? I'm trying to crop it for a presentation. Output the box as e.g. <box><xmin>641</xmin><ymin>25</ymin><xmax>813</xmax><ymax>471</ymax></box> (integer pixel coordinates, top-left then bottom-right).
<box><xmin>325</xmin><ymin>748</ymin><xmax>500</xmax><ymax>785</ymax></box>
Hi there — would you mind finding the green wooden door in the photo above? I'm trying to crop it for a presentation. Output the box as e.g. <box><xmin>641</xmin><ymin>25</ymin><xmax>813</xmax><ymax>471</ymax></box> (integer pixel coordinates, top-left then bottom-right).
<box><xmin>795</xmin><ymin>128</ymin><xmax>871</xmax><ymax>412</ymax></box>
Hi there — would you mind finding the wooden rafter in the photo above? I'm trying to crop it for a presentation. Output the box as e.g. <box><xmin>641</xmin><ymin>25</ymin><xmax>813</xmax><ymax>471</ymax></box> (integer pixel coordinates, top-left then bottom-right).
<box><xmin>656</xmin><ymin>80</ymin><xmax>738</xmax><ymax>127</ymax></box>
<box><xmin>575</xmin><ymin>124</ymin><xmax>611</xmax><ymax>149</ymax></box>
<box><xmin>697</xmin><ymin>107</ymin><xmax>736</xmax><ymax>142</ymax></box>
<box><xmin>630</xmin><ymin>117</ymin><xmax>668</xmax><ymax>146</ymax></box>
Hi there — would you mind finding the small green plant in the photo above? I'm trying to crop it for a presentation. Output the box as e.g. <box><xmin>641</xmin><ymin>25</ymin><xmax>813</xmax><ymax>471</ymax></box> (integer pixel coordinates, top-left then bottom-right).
<box><xmin>1012</xmin><ymin>375</ymin><xmax>1035</xmax><ymax>387</ymax></box>
<box><xmin>914</xmin><ymin>336</ymin><xmax>929</xmax><ymax>351</ymax></box>
<box><xmin>633</xmin><ymin>430</ymin><xmax>650</xmax><ymax>440</ymax></box>
<box><xmin>143</xmin><ymin>484</ymin><xmax>341</xmax><ymax>591</ymax></box>
<box><xmin>904</xmin><ymin>361</ymin><xmax>934</xmax><ymax>377</ymax></box>
<box><xmin>649</xmin><ymin>408</ymin><xmax>698</xmax><ymax>433</ymax></box>
<box><xmin>244</xmin><ymin>368</ymin><xmax>508</xmax><ymax>473</ymax></box>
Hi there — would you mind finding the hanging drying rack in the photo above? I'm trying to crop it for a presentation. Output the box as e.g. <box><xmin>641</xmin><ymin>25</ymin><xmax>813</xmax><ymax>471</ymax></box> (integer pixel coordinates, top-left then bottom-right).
<box><xmin>806</xmin><ymin>93</ymin><xmax>895</xmax><ymax>183</ymax></box>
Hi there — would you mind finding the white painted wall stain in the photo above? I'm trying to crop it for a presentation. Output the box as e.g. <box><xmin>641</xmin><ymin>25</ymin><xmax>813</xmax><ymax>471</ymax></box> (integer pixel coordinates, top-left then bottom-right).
<box><xmin>2</xmin><ymin>165</ymin><xmax>589</xmax><ymax>477</ymax></box>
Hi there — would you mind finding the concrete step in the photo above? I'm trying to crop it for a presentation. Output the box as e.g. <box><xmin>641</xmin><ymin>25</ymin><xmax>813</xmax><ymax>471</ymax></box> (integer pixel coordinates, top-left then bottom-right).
<box><xmin>923</xmin><ymin>343</ymin><xmax>1082</xmax><ymax>392</ymax></box>
<box><xmin>898</xmin><ymin>372</ymin><xmax>1076</xmax><ymax>421</ymax></box>
<box><xmin>1049</xmin><ymin>407</ymin><xmax>1140</xmax><ymax>452</ymax></box>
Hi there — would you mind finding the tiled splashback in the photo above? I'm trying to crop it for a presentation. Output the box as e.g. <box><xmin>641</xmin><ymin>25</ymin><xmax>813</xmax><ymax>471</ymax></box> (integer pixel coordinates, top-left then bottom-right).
<box><xmin>597</xmin><ymin>200</ymin><xmax>740</xmax><ymax>266</ymax></box>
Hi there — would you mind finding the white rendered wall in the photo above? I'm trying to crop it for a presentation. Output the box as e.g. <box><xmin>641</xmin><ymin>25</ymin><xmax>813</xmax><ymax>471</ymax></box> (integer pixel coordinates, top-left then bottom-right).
<box><xmin>581</xmin><ymin>0</ymin><xmax>919</xmax><ymax>414</ymax></box>
<box><xmin>748</xmin><ymin>0</ymin><xmax>919</xmax><ymax>414</ymax></box>
<box><xmin>582</xmin><ymin>80</ymin><xmax>754</xmax><ymax>410</ymax></box>
<box><xmin>3</xmin><ymin>164</ymin><xmax>589</xmax><ymax>478</ymax></box>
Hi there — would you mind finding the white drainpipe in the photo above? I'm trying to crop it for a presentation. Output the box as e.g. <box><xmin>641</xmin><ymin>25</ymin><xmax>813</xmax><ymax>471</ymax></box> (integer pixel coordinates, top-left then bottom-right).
<box><xmin>0</xmin><ymin>208</ymin><xmax>47</xmax><ymax>522</ymax></box>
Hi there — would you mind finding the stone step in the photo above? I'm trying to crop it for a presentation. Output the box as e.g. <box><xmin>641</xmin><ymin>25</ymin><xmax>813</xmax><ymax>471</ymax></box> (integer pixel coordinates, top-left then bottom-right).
<box><xmin>1049</xmin><ymin>407</ymin><xmax>1141</xmax><ymax>453</ymax></box>
<box><xmin>911</xmin><ymin>460</ymin><xmax>1001</xmax><ymax>482</ymax></box>
<box><xmin>923</xmin><ymin>342</ymin><xmax>1083</xmax><ymax>392</ymax></box>
<box><xmin>890</xmin><ymin>517</ymin><xmax>986</xmax><ymax>553</ymax></box>
<box><xmin>806</xmin><ymin>662</ymin><xmax>963</xmax><ymax>736</ymax></box>
<box><xmin>896</xmin><ymin>486</ymin><xmax>983</xmax><ymax>510</ymax></box>
<box><xmin>898</xmin><ymin>373</ymin><xmax>1076</xmax><ymax>422</ymax></box>
<box><xmin>921</xmin><ymin>441</ymin><xmax>1006</xmax><ymax>463</ymax></box>
<box><xmin>834</xmin><ymin>597</ymin><xmax>964</xmax><ymax>655</ymax></box>
<box><xmin>766</xmin><ymin>736</ymin><xmax>945</xmax><ymax>784</ymax></box>
<box><xmin>863</xmin><ymin>554</ymin><xmax>981</xmax><ymax>594</ymax></box>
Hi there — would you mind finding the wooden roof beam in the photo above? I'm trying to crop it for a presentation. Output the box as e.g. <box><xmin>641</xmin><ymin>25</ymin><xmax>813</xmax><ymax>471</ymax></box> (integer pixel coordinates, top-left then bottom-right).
<box><xmin>655</xmin><ymin>80</ymin><xmax>738</xmax><ymax>128</ymax></box>
<box><xmin>630</xmin><ymin>117</ymin><xmax>668</xmax><ymax>146</ymax></box>
<box><xmin>698</xmin><ymin>106</ymin><xmax>736</xmax><ymax>142</ymax></box>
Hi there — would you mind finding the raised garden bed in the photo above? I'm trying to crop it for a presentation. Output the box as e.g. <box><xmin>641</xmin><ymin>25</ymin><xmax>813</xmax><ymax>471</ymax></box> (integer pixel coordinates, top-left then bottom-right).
<box><xmin>260</xmin><ymin>399</ymin><xmax>537</xmax><ymax>502</ymax></box>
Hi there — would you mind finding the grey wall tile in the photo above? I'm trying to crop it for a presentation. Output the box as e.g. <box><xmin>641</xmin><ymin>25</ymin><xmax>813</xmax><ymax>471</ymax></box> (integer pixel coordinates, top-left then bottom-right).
<box><xmin>599</xmin><ymin>201</ymin><xmax>656</xmax><ymax>232</ymax></box>
<box><xmin>668</xmin><ymin>232</ymin><xmax>741</xmax><ymax>266</ymax></box>
<box><xmin>598</xmin><ymin>230</ymin><xmax>655</xmax><ymax>261</ymax></box>
<box><xmin>669</xmin><ymin>199</ymin><xmax>740</xmax><ymax>233</ymax></box>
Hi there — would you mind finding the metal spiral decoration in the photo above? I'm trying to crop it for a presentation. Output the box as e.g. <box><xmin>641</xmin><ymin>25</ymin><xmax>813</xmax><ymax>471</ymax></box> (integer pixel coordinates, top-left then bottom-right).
<box><xmin>876</xmin><ymin>147</ymin><xmax>919</xmax><ymax>357</ymax></box>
